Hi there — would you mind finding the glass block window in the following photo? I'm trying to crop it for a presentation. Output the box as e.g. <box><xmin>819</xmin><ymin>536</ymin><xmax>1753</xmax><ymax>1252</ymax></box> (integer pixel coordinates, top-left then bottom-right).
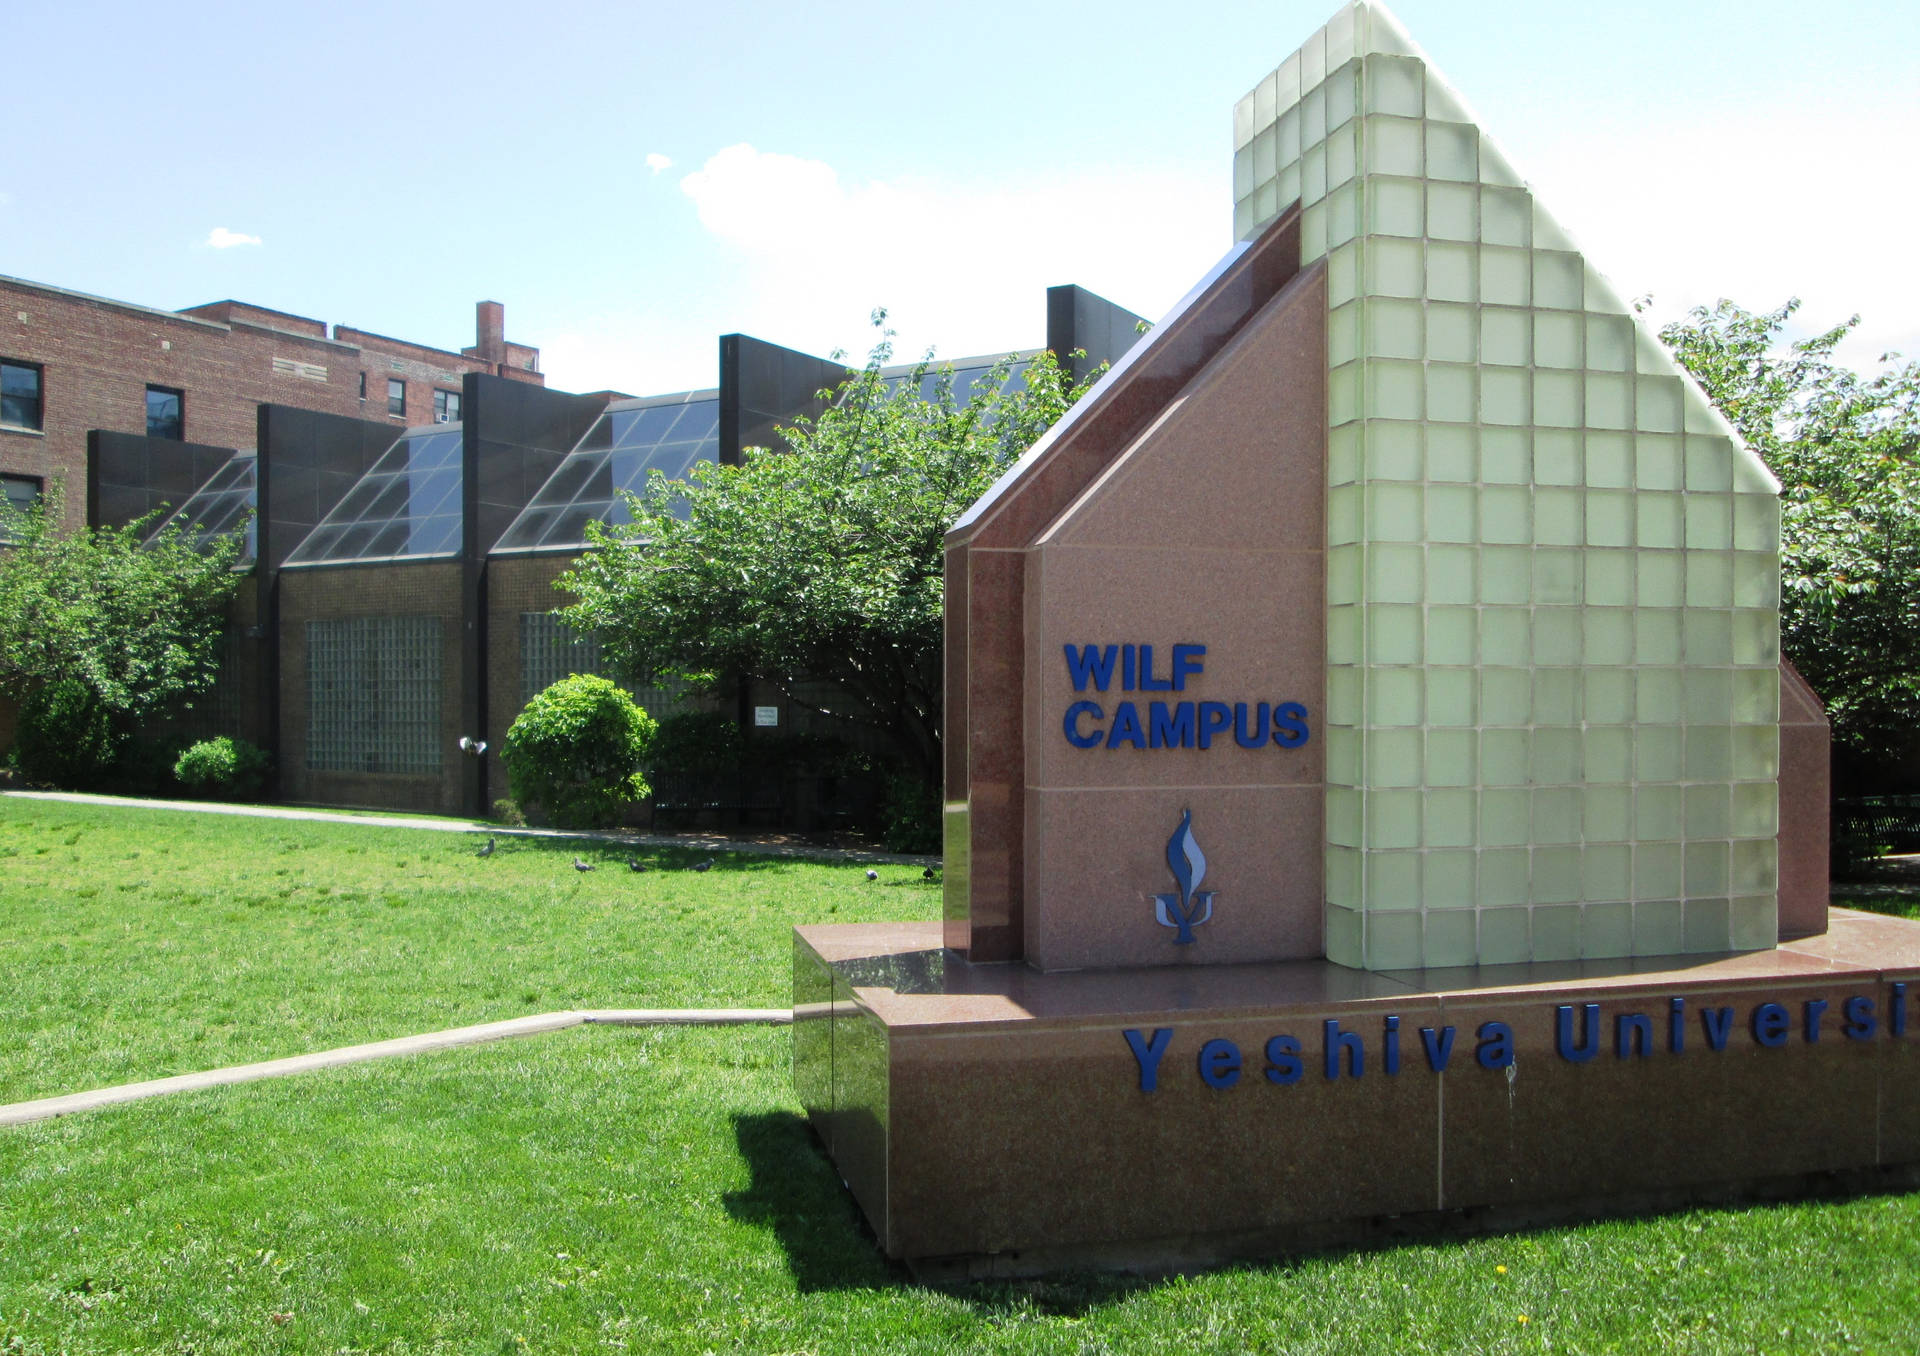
<box><xmin>493</xmin><ymin>395</ymin><xmax>719</xmax><ymax>554</ymax></box>
<box><xmin>283</xmin><ymin>427</ymin><xmax>463</xmax><ymax>565</ymax></box>
<box><xmin>521</xmin><ymin>612</ymin><xmax>603</xmax><ymax>704</ymax></box>
<box><xmin>147</xmin><ymin>453</ymin><xmax>256</xmax><ymax>567</ymax></box>
<box><xmin>307</xmin><ymin>617</ymin><xmax>443</xmax><ymax>774</ymax></box>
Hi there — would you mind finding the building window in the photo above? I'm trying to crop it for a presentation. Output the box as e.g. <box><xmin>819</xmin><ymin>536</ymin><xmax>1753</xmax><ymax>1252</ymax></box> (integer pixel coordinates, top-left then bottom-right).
<box><xmin>146</xmin><ymin>385</ymin><xmax>184</xmax><ymax>440</ymax></box>
<box><xmin>388</xmin><ymin>379</ymin><xmax>406</xmax><ymax>417</ymax></box>
<box><xmin>307</xmin><ymin>617</ymin><xmax>443</xmax><ymax>774</ymax></box>
<box><xmin>521</xmin><ymin>613</ymin><xmax>602</xmax><ymax>704</ymax></box>
<box><xmin>1</xmin><ymin>360</ymin><xmax>43</xmax><ymax>431</ymax></box>
<box><xmin>433</xmin><ymin>389</ymin><xmax>461</xmax><ymax>424</ymax></box>
<box><xmin>1</xmin><ymin>472</ymin><xmax>42</xmax><ymax>543</ymax></box>
<box><xmin>358</xmin><ymin>372</ymin><xmax>367</xmax><ymax>400</ymax></box>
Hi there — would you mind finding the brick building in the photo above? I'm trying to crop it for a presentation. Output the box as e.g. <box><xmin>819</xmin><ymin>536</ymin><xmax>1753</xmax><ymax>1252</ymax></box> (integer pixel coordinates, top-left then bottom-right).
<box><xmin>0</xmin><ymin>275</ymin><xmax>541</xmax><ymax>532</ymax></box>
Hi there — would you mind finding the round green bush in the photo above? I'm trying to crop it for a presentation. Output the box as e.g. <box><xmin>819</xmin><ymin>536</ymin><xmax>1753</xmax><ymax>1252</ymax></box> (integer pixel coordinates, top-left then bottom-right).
<box><xmin>502</xmin><ymin>674</ymin><xmax>657</xmax><ymax>828</ymax></box>
<box><xmin>173</xmin><ymin>736</ymin><xmax>271</xmax><ymax>800</ymax></box>
<box><xmin>13</xmin><ymin>679</ymin><xmax>121</xmax><ymax>789</ymax></box>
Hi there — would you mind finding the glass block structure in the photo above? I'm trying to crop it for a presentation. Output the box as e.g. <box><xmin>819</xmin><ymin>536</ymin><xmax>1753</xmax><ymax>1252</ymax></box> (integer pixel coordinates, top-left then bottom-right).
<box><xmin>306</xmin><ymin>616</ymin><xmax>444</xmax><ymax>775</ymax></box>
<box><xmin>282</xmin><ymin>426</ymin><xmax>464</xmax><ymax>565</ymax></box>
<box><xmin>1233</xmin><ymin>1</ymin><xmax>1782</xmax><ymax>968</ymax></box>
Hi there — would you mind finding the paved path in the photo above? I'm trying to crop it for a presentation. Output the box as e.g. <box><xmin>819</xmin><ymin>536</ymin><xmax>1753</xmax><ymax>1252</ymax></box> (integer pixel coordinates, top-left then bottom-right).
<box><xmin>0</xmin><ymin>1009</ymin><xmax>792</xmax><ymax>1127</ymax></box>
<box><xmin>2</xmin><ymin>789</ymin><xmax>937</xmax><ymax>865</ymax></box>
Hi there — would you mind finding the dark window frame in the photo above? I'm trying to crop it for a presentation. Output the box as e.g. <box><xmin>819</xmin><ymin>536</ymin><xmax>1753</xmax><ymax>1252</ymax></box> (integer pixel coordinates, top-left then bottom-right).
<box><xmin>145</xmin><ymin>384</ymin><xmax>185</xmax><ymax>440</ymax></box>
<box><xmin>1</xmin><ymin>472</ymin><xmax>43</xmax><ymax>543</ymax></box>
<box><xmin>433</xmin><ymin>389</ymin><xmax>461</xmax><ymax>423</ymax></box>
<box><xmin>1</xmin><ymin>359</ymin><xmax>44</xmax><ymax>432</ymax></box>
<box><xmin>387</xmin><ymin>378</ymin><xmax>406</xmax><ymax>417</ymax></box>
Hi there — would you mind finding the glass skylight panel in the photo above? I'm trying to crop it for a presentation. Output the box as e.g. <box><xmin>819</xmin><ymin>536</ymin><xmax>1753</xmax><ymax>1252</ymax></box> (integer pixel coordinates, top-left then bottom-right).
<box><xmin>282</xmin><ymin>427</ymin><xmax>464</xmax><ymax>566</ymax></box>
<box><xmin>146</xmin><ymin>452</ymin><xmax>257</xmax><ymax>567</ymax></box>
<box><xmin>491</xmin><ymin>395</ymin><xmax>719</xmax><ymax>553</ymax></box>
<box><xmin>880</xmin><ymin>358</ymin><xmax>1032</xmax><ymax>404</ymax></box>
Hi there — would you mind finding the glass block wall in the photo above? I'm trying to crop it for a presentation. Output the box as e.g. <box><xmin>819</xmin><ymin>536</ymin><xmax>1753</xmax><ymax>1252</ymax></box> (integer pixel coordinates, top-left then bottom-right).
<box><xmin>307</xmin><ymin>617</ymin><xmax>444</xmax><ymax>775</ymax></box>
<box><xmin>1233</xmin><ymin>1</ymin><xmax>1782</xmax><ymax>969</ymax></box>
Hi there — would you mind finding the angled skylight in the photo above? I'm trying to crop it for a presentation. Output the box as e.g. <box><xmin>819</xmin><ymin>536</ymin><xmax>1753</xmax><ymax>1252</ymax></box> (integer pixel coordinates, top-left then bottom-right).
<box><xmin>282</xmin><ymin>426</ymin><xmax>464</xmax><ymax>566</ymax></box>
<box><xmin>880</xmin><ymin>354</ymin><xmax>1033</xmax><ymax>404</ymax></box>
<box><xmin>146</xmin><ymin>451</ymin><xmax>257</xmax><ymax>568</ymax></box>
<box><xmin>491</xmin><ymin>394</ymin><xmax>718</xmax><ymax>554</ymax></box>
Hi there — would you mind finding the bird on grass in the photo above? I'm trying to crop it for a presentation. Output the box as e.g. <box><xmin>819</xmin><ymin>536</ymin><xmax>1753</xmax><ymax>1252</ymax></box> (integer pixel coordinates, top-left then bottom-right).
<box><xmin>866</xmin><ymin>869</ymin><xmax>879</xmax><ymax>881</ymax></box>
<box><xmin>922</xmin><ymin>865</ymin><xmax>936</xmax><ymax>881</ymax></box>
<box><xmin>627</xmin><ymin>858</ymin><xmax>647</xmax><ymax>873</ymax></box>
<box><xmin>573</xmin><ymin>857</ymin><xmax>596</xmax><ymax>872</ymax></box>
<box><xmin>691</xmin><ymin>858</ymin><xmax>715</xmax><ymax>873</ymax></box>
<box><xmin>476</xmin><ymin>836</ymin><xmax>496</xmax><ymax>858</ymax></box>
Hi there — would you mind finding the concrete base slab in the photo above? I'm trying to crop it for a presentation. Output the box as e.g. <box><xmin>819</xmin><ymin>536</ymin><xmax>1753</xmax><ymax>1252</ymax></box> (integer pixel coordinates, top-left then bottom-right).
<box><xmin>794</xmin><ymin>910</ymin><xmax>1920</xmax><ymax>1271</ymax></box>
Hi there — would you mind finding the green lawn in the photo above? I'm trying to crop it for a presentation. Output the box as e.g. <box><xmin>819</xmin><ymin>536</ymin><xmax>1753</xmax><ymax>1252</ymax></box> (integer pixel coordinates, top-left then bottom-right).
<box><xmin>0</xmin><ymin>799</ymin><xmax>933</xmax><ymax>1102</ymax></box>
<box><xmin>5</xmin><ymin>797</ymin><xmax>1920</xmax><ymax>1354</ymax></box>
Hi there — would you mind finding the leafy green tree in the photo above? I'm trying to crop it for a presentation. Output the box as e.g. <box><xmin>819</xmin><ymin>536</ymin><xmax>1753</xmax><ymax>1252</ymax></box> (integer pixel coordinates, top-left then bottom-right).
<box><xmin>1662</xmin><ymin>300</ymin><xmax>1920</xmax><ymax>781</ymax></box>
<box><xmin>0</xmin><ymin>481</ymin><xmax>245</xmax><ymax>723</ymax></box>
<box><xmin>561</xmin><ymin>324</ymin><xmax>1102</xmax><ymax>792</ymax></box>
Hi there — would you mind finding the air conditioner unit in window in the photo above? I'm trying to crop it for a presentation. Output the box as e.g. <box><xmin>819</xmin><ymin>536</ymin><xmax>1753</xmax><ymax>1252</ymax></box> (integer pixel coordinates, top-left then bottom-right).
<box><xmin>434</xmin><ymin>413</ymin><xmax>451</xmax><ymax>423</ymax></box>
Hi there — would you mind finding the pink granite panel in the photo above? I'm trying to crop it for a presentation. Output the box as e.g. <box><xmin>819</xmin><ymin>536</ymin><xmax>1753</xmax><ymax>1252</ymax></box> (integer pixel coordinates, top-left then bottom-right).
<box><xmin>959</xmin><ymin>548</ymin><xmax>1026</xmax><ymax>961</ymax></box>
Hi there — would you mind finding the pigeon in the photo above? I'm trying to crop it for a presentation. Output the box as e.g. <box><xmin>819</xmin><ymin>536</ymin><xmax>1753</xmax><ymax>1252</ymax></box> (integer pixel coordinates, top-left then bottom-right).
<box><xmin>573</xmin><ymin>857</ymin><xmax>596</xmax><ymax>872</ymax></box>
<box><xmin>476</xmin><ymin>836</ymin><xmax>496</xmax><ymax>858</ymax></box>
<box><xmin>922</xmin><ymin>865</ymin><xmax>936</xmax><ymax>881</ymax></box>
<box><xmin>627</xmin><ymin>858</ymin><xmax>647</xmax><ymax>873</ymax></box>
<box><xmin>692</xmin><ymin>858</ymin><xmax>715</xmax><ymax>873</ymax></box>
<box><xmin>865</xmin><ymin>869</ymin><xmax>878</xmax><ymax>881</ymax></box>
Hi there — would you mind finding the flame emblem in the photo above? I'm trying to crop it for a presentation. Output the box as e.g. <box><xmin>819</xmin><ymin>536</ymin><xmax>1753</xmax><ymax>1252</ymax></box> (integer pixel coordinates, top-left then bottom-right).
<box><xmin>1153</xmin><ymin>808</ymin><xmax>1215</xmax><ymax>944</ymax></box>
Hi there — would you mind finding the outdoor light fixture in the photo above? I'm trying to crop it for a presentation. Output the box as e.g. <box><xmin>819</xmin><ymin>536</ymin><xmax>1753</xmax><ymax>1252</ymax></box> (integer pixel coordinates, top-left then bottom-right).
<box><xmin>457</xmin><ymin>736</ymin><xmax>488</xmax><ymax>756</ymax></box>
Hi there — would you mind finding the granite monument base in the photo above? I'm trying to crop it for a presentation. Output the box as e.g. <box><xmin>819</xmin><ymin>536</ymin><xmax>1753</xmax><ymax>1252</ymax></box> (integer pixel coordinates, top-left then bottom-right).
<box><xmin>794</xmin><ymin>911</ymin><xmax>1920</xmax><ymax>1276</ymax></box>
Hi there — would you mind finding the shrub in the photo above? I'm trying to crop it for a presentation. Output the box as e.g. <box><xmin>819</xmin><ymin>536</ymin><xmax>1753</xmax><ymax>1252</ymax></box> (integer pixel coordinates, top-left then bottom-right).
<box><xmin>490</xmin><ymin>798</ymin><xmax>527</xmax><ymax>827</ymax></box>
<box><xmin>647</xmin><ymin>709</ymin><xmax>745</xmax><ymax>780</ymax></box>
<box><xmin>173</xmin><ymin>736</ymin><xmax>271</xmax><ymax>800</ymax></box>
<box><xmin>13</xmin><ymin>679</ymin><xmax>121</xmax><ymax>789</ymax></box>
<box><xmin>881</xmin><ymin>774</ymin><xmax>941</xmax><ymax>854</ymax></box>
<box><xmin>502</xmin><ymin>674</ymin><xmax>657</xmax><ymax>829</ymax></box>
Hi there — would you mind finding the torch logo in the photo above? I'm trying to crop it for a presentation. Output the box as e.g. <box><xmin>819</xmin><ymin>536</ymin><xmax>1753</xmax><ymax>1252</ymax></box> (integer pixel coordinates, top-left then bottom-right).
<box><xmin>1153</xmin><ymin>808</ymin><xmax>1215</xmax><ymax>944</ymax></box>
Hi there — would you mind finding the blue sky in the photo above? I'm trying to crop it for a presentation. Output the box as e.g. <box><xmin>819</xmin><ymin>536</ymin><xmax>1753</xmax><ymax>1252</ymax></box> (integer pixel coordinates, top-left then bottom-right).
<box><xmin>7</xmin><ymin>1</ymin><xmax>1916</xmax><ymax>394</ymax></box>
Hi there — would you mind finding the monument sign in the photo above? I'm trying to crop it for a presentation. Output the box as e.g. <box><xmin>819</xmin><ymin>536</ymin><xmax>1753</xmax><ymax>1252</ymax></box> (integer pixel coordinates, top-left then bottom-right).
<box><xmin>793</xmin><ymin>0</ymin><xmax>1918</xmax><ymax>1275</ymax></box>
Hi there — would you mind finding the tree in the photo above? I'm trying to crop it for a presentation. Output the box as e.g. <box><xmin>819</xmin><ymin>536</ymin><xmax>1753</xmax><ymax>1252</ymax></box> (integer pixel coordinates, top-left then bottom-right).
<box><xmin>561</xmin><ymin>323</ymin><xmax>1102</xmax><ymax>794</ymax></box>
<box><xmin>1661</xmin><ymin>300</ymin><xmax>1920</xmax><ymax>782</ymax></box>
<box><xmin>0</xmin><ymin>480</ymin><xmax>246</xmax><ymax>722</ymax></box>
<box><xmin>501</xmin><ymin>674</ymin><xmax>657</xmax><ymax>828</ymax></box>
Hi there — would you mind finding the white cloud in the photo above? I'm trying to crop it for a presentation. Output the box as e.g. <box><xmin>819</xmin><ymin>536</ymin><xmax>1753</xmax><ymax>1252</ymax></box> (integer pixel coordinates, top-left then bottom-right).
<box><xmin>204</xmin><ymin>227</ymin><xmax>262</xmax><ymax>250</ymax></box>
<box><xmin>664</xmin><ymin>142</ymin><xmax>1222</xmax><ymax>379</ymax></box>
<box><xmin>645</xmin><ymin>152</ymin><xmax>673</xmax><ymax>174</ymax></box>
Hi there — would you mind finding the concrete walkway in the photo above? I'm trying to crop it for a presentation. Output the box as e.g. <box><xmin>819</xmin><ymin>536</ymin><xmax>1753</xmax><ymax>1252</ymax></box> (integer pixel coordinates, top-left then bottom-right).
<box><xmin>0</xmin><ymin>1008</ymin><xmax>792</xmax><ymax>1127</ymax></box>
<box><xmin>2</xmin><ymin>789</ymin><xmax>937</xmax><ymax>866</ymax></box>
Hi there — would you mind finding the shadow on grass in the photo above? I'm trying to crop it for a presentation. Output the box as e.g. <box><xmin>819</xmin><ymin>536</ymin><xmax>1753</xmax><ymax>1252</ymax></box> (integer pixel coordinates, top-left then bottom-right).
<box><xmin>721</xmin><ymin>1110</ymin><xmax>1181</xmax><ymax>1315</ymax></box>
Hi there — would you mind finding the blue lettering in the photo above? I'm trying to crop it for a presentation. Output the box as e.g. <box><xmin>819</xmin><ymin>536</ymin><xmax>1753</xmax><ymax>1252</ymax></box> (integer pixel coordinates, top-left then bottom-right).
<box><xmin>1272</xmin><ymin>701</ymin><xmax>1311</xmax><ymax>748</ymax></box>
<box><xmin>1476</xmin><ymin>1021</ymin><xmax>1515</xmax><ymax>1070</ymax></box>
<box><xmin>1064</xmin><ymin>645</ymin><xmax>1118</xmax><ymax>693</ymax></box>
<box><xmin>1383</xmin><ymin>1014</ymin><xmax>1401</xmax><ymax>1075</ymax></box>
<box><xmin>1615</xmin><ymin>1012</ymin><xmax>1653</xmax><ymax>1059</ymax></box>
<box><xmin>1420</xmin><ymin>1025</ymin><xmax>1457</xmax><ymax>1071</ymax></box>
<box><xmin>1324</xmin><ymin>1019</ymin><xmax>1364</xmax><ymax>1079</ymax></box>
<box><xmin>1669</xmin><ymin>996</ymin><xmax>1685</xmax><ymax>1053</ymax></box>
<box><xmin>1063</xmin><ymin>701</ymin><xmax>1104</xmax><ymax>748</ymax></box>
<box><xmin>1123</xmin><ymin>1027</ymin><xmax>1173</xmax><ymax>1092</ymax></box>
<box><xmin>1896</xmin><ymin>983</ymin><xmax>1909</xmax><ymax>1037</ymax></box>
<box><xmin>1843</xmin><ymin>995</ymin><xmax>1877</xmax><ymax>1041</ymax></box>
<box><xmin>1234</xmin><ymin>701</ymin><xmax>1270</xmax><ymax>749</ymax></box>
<box><xmin>1197</xmin><ymin>701</ymin><xmax>1232</xmax><ymax>749</ymax></box>
<box><xmin>1148</xmin><ymin>701</ymin><xmax>1195</xmax><ymax>749</ymax></box>
<box><xmin>1106</xmin><ymin>701</ymin><xmax>1146</xmax><ymax>749</ymax></box>
<box><xmin>1556</xmin><ymin>1003</ymin><xmax>1600</xmax><ymax>1063</ymax></box>
<box><xmin>1264</xmin><ymin>1034</ymin><xmax>1303</xmax><ymax>1085</ymax></box>
<box><xmin>1122</xmin><ymin>644</ymin><xmax>1136</xmax><ymax>691</ymax></box>
<box><xmin>1804</xmin><ymin>998</ymin><xmax>1828</xmax><ymax>1043</ymax></box>
<box><xmin>1701</xmin><ymin>1006</ymin><xmax>1734</xmax><ymax>1051</ymax></box>
<box><xmin>1198</xmin><ymin>1037</ymin><xmax>1241</xmax><ymax>1089</ymax></box>
<box><xmin>1752</xmin><ymin>1002</ymin><xmax>1790</xmax><ymax>1048</ymax></box>
<box><xmin>1138</xmin><ymin>644</ymin><xmax>1172</xmax><ymax>692</ymax></box>
<box><xmin>1171</xmin><ymin>644</ymin><xmax>1206</xmax><ymax>691</ymax></box>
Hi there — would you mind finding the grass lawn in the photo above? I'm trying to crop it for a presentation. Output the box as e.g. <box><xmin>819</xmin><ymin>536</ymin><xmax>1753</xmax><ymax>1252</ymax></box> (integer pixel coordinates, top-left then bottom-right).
<box><xmin>5</xmin><ymin>796</ymin><xmax>1920</xmax><ymax>1353</ymax></box>
<box><xmin>0</xmin><ymin>798</ymin><xmax>933</xmax><ymax>1102</ymax></box>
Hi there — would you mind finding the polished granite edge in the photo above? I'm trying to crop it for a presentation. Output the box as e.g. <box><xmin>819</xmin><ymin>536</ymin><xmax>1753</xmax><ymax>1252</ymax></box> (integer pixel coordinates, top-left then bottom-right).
<box><xmin>797</xmin><ymin>909</ymin><xmax>1920</xmax><ymax>1032</ymax></box>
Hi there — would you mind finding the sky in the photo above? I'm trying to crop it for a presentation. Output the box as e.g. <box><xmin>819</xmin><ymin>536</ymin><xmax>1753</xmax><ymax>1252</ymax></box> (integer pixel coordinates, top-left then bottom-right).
<box><xmin>5</xmin><ymin>1</ymin><xmax>1917</xmax><ymax>395</ymax></box>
